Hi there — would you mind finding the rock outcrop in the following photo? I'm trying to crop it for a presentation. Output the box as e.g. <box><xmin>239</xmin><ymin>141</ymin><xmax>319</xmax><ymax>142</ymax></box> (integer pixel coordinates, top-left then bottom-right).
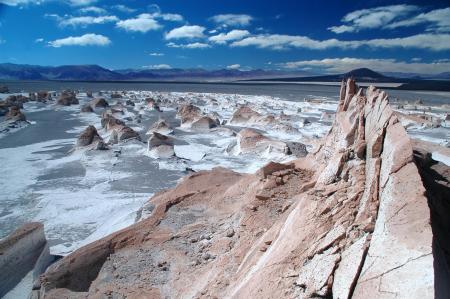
<box><xmin>230</xmin><ymin>106</ymin><xmax>276</xmax><ymax>126</ymax></box>
<box><xmin>36</xmin><ymin>80</ymin><xmax>444</xmax><ymax>299</ymax></box>
<box><xmin>100</xmin><ymin>112</ymin><xmax>141</xmax><ymax>144</ymax></box>
<box><xmin>147</xmin><ymin>132</ymin><xmax>175</xmax><ymax>158</ymax></box>
<box><xmin>191</xmin><ymin>116</ymin><xmax>218</xmax><ymax>131</ymax></box>
<box><xmin>57</xmin><ymin>91</ymin><xmax>78</xmax><ymax>106</ymax></box>
<box><xmin>5</xmin><ymin>106</ymin><xmax>26</xmax><ymax>122</ymax></box>
<box><xmin>90</xmin><ymin>98</ymin><xmax>109</xmax><ymax>109</ymax></box>
<box><xmin>146</xmin><ymin>119</ymin><xmax>174</xmax><ymax>135</ymax></box>
<box><xmin>232</xmin><ymin>128</ymin><xmax>289</xmax><ymax>156</ymax></box>
<box><xmin>76</xmin><ymin>126</ymin><xmax>108</xmax><ymax>150</ymax></box>
<box><xmin>176</xmin><ymin>104</ymin><xmax>202</xmax><ymax>127</ymax></box>
<box><xmin>0</xmin><ymin>223</ymin><xmax>52</xmax><ymax>298</ymax></box>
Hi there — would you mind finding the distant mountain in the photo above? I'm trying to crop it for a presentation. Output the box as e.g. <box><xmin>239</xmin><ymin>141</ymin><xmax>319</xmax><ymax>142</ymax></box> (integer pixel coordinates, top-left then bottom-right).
<box><xmin>0</xmin><ymin>63</ymin><xmax>125</xmax><ymax>81</ymax></box>
<box><xmin>382</xmin><ymin>71</ymin><xmax>450</xmax><ymax>80</ymax></box>
<box><xmin>255</xmin><ymin>68</ymin><xmax>397</xmax><ymax>83</ymax></box>
<box><xmin>248</xmin><ymin>67</ymin><xmax>450</xmax><ymax>91</ymax></box>
<box><xmin>0</xmin><ymin>63</ymin><xmax>307</xmax><ymax>81</ymax></box>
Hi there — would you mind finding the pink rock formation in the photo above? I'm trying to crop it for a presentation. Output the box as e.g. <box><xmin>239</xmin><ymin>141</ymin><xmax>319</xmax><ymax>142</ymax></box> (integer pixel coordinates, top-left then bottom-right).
<box><xmin>35</xmin><ymin>80</ymin><xmax>444</xmax><ymax>299</ymax></box>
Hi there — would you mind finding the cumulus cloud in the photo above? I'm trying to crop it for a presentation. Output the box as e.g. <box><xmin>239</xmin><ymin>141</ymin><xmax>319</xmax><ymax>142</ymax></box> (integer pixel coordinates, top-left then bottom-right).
<box><xmin>167</xmin><ymin>42</ymin><xmax>211</xmax><ymax>49</ymax></box>
<box><xmin>158</xmin><ymin>13</ymin><xmax>183</xmax><ymax>22</ymax></box>
<box><xmin>209</xmin><ymin>29</ymin><xmax>249</xmax><ymax>44</ymax></box>
<box><xmin>149</xmin><ymin>52</ymin><xmax>164</xmax><ymax>56</ymax></box>
<box><xmin>328</xmin><ymin>5</ymin><xmax>418</xmax><ymax>33</ymax></box>
<box><xmin>165</xmin><ymin>25</ymin><xmax>206</xmax><ymax>40</ymax></box>
<box><xmin>69</xmin><ymin>0</ymin><xmax>97</xmax><ymax>6</ymax></box>
<box><xmin>278</xmin><ymin>57</ymin><xmax>450</xmax><ymax>75</ymax></box>
<box><xmin>112</xmin><ymin>4</ymin><xmax>136</xmax><ymax>13</ymax></box>
<box><xmin>116</xmin><ymin>14</ymin><xmax>162</xmax><ymax>33</ymax></box>
<box><xmin>78</xmin><ymin>6</ymin><xmax>107</xmax><ymax>15</ymax></box>
<box><xmin>386</xmin><ymin>7</ymin><xmax>450</xmax><ymax>33</ymax></box>
<box><xmin>54</xmin><ymin>15</ymin><xmax>118</xmax><ymax>27</ymax></box>
<box><xmin>35</xmin><ymin>38</ymin><xmax>44</xmax><ymax>43</ymax></box>
<box><xmin>48</xmin><ymin>33</ymin><xmax>110</xmax><ymax>47</ymax></box>
<box><xmin>209</xmin><ymin>14</ymin><xmax>253</xmax><ymax>27</ymax></box>
<box><xmin>0</xmin><ymin>0</ymin><xmax>44</xmax><ymax>5</ymax></box>
<box><xmin>143</xmin><ymin>64</ymin><xmax>172</xmax><ymax>69</ymax></box>
<box><xmin>231</xmin><ymin>33</ymin><xmax>450</xmax><ymax>51</ymax></box>
<box><xmin>226</xmin><ymin>64</ymin><xmax>240</xmax><ymax>70</ymax></box>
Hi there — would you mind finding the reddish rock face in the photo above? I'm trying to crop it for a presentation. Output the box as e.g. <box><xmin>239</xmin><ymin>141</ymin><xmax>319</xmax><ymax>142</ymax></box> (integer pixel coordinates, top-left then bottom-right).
<box><xmin>37</xmin><ymin>80</ymin><xmax>442</xmax><ymax>299</ymax></box>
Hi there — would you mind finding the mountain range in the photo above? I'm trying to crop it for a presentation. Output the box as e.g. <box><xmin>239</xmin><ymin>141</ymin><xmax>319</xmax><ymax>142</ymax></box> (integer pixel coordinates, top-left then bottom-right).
<box><xmin>0</xmin><ymin>63</ymin><xmax>449</xmax><ymax>90</ymax></box>
<box><xmin>0</xmin><ymin>63</ymin><xmax>306</xmax><ymax>81</ymax></box>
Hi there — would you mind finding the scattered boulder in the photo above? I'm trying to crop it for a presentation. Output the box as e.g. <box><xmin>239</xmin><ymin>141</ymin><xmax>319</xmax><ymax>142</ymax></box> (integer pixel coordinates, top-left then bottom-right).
<box><xmin>148</xmin><ymin>132</ymin><xmax>174</xmax><ymax>148</ymax></box>
<box><xmin>117</xmin><ymin>126</ymin><xmax>141</xmax><ymax>141</ymax></box>
<box><xmin>5</xmin><ymin>106</ymin><xmax>26</xmax><ymax>122</ymax></box>
<box><xmin>101</xmin><ymin>113</ymin><xmax>125</xmax><ymax>131</ymax></box>
<box><xmin>229</xmin><ymin>106</ymin><xmax>261</xmax><ymax>124</ymax></box>
<box><xmin>90</xmin><ymin>98</ymin><xmax>109</xmax><ymax>109</ymax></box>
<box><xmin>125</xmin><ymin>99</ymin><xmax>135</xmax><ymax>106</ymax></box>
<box><xmin>146</xmin><ymin>98</ymin><xmax>161</xmax><ymax>111</ymax></box>
<box><xmin>147</xmin><ymin>119</ymin><xmax>174</xmax><ymax>135</ymax></box>
<box><xmin>235</xmin><ymin>128</ymin><xmax>289</xmax><ymax>155</ymax></box>
<box><xmin>57</xmin><ymin>90</ymin><xmax>78</xmax><ymax>106</ymax></box>
<box><xmin>4</xmin><ymin>95</ymin><xmax>29</xmax><ymax>108</ymax></box>
<box><xmin>111</xmin><ymin>92</ymin><xmax>122</xmax><ymax>99</ymax></box>
<box><xmin>191</xmin><ymin>116</ymin><xmax>219</xmax><ymax>131</ymax></box>
<box><xmin>176</xmin><ymin>104</ymin><xmax>202</xmax><ymax>126</ymax></box>
<box><xmin>76</xmin><ymin>125</ymin><xmax>107</xmax><ymax>149</ymax></box>
<box><xmin>147</xmin><ymin>132</ymin><xmax>175</xmax><ymax>158</ymax></box>
<box><xmin>37</xmin><ymin>91</ymin><xmax>51</xmax><ymax>102</ymax></box>
<box><xmin>86</xmin><ymin>91</ymin><xmax>93</xmax><ymax>98</ymax></box>
<box><xmin>81</xmin><ymin>104</ymin><xmax>94</xmax><ymax>113</ymax></box>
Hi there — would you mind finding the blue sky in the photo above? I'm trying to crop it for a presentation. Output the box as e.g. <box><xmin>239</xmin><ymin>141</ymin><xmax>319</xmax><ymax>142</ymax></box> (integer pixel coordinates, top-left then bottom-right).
<box><xmin>0</xmin><ymin>0</ymin><xmax>449</xmax><ymax>74</ymax></box>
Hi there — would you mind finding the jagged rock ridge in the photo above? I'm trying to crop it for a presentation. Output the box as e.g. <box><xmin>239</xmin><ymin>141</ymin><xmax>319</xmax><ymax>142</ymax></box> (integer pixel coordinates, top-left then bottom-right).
<box><xmin>34</xmin><ymin>80</ymin><xmax>446</xmax><ymax>299</ymax></box>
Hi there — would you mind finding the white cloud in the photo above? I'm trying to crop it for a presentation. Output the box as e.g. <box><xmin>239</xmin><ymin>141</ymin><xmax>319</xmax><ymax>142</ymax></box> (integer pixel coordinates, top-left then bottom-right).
<box><xmin>116</xmin><ymin>14</ymin><xmax>162</xmax><ymax>33</ymax></box>
<box><xmin>209</xmin><ymin>14</ymin><xmax>253</xmax><ymax>27</ymax></box>
<box><xmin>155</xmin><ymin>13</ymin><xmax>183</xmax><ymax>22</ymax></box>
<box><xmin>167</xmin><ymin>42</ymin><xmax>211</xmax><ymax>49</ymax></box>
<box><xmin>149</xmin><ymin>52</ymin><xmax>164</xmax><ymax>56</ymax></box>
<box><xmin>386</xmin><ymin>7</ymin><xmax>450</xmax><ymax>33</ymax></box>
<box><xmin>143</xmin><ymin>64</ymin><xmax>172</xmax><ymax>69</ymax></box>
<box><xmin>55</xmin><ymin>15</ymin><xmax>118</xmax><ymax>27</ymax></box>
<box><xmin>328</xmin><ymin>5</ymin><xmax>418</xmax><ymax>33</ymax></box>
<box><xmin>231</xmin><ymin>34</ymin><xmax>359</xmax><ymax>50</ymax></box>
<box><xmin>69</xmin><ymin>0</ymin><xmax>97</xmax><ymax>6</ymax></box>
<box><xmin>231</xmin><ymin>33</ymin><xmax>450</xmax><ymax>51</ymax></box>
<box><xmin>226</xmin><ymin>64</ymin><xmax>240</xmax><ymax>70</ymax></box>
<box><xmin>48</xmin><ymin>33</ymin><xmax>111</xmax><ymax>47</ymax></box>
<box><xmin>165</xmin><ymin>25</ymin><xmax>206</xmax><ymax>40</ymax></box>
<box><xmin>35</xmin><ymin>38</ymin><xmax>44</xmax><ymax>43</ymax></box>
<box><xmin>112</xmin><ymin>4</ymin><xmax>136</xmax><ymax>13</ymax></box>
<box><xmin>145</xmin><ymin>4</ymin><xmax>184</xmax><ymax>22</ymax></box>
<box><xmin>278</xmin><ymin>57</ymin><xmax>450</xmax><ymax>75</ymax></box>
<box><xmin>0</xmin><ymin>0</ymin><xmax>39</xmax><ymax>6</ymax></box>
<box><xmin>78</xmin><ymin>6</ymin><xmax>107</xmax><ymax>15</ymax></box>
<box><xmin>209</xmin><ymin>29</ymin><xmax>250</xmax><ymax>44</ymax></box>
